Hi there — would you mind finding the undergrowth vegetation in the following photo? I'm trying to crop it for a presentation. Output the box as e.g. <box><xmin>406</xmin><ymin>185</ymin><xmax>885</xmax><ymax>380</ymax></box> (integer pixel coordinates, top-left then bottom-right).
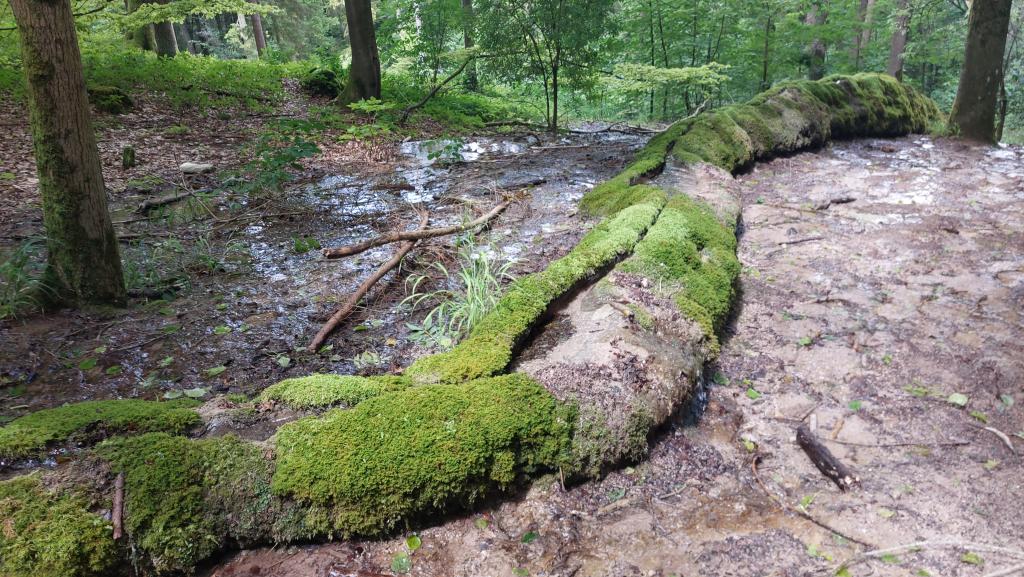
<box><xmin>0</xmin><ymin>239</ymin><xmax>47</xmax><ymax>320</ymax></box>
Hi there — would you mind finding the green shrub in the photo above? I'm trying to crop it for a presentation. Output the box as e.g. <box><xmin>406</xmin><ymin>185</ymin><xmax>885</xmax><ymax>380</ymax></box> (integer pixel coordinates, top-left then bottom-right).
<box><xmin>86</xmin><ymin>85</ymin><xmax>132</xmax><ymax>114</ymax></box>
<box><xmin>299</xmin><ymin>67</ymin><xmax>343</xmax><ymax>97</ymax></box>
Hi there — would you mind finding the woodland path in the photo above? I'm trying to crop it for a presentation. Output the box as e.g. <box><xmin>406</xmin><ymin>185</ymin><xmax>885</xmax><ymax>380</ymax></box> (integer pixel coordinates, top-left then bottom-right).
<box><xmin>209</xmin><ymin>137</ymin><xmax>1024</xmax><ymax>577</ymax></box>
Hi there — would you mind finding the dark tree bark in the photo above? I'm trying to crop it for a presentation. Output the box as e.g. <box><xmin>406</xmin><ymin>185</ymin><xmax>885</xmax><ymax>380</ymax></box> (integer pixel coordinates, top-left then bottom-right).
<box><xmin>173</xmin><ymin>23</ymin><xmax>190</xmax><ymax>53</ymax></box>
<box><xmin>887</xmin><ymin>0</ymin><xmax>910</xmax><ymax>80</ymax></box>
<box><xmin>461</xmin><ymin>0</ymin><xmax>478</xmax><ymax>91</ymax></box>
<box><xmin>341</xmin><ymin>0</ymin><xmax>382</xmax><ymax>103</ymax></box>
<box><xmin>949</xmin><ymin>0</ymin><xmax>1014</xmax><ymax>143</ymax></box>
<box><xmin>851</xmin><ymin>0</ymin><xmax>875</xmax><ymax>69</ymax></box>
<box><xmin>249</xmin><ymin>13</ymin><xmax>267</xmax><ymax>57</ymax></box>
<box><xmin>9</xmin><ymin>0</ymin><xmax>127</xmax><ymax>307</ymax></box>
<box><xmin>805</xmin><ymin>1</ymin><xmax>827</xmax><ymax>80</ymax></box>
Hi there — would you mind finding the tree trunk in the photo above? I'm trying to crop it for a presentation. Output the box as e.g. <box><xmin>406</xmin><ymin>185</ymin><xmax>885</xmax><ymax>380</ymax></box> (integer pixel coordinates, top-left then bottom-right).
<box><xmin>761</xmin><ymin>13</ymin><xmax>773</xmax><ymax>91</ymax></box>
<box><xmin>461</xmin><ymin>0</ymin><xmax>478</xmax><ymax>91</ymax></box>
<box><xmin>550</xmin><ymin>63</ymin><xmax>559</xmax><ymax>134</ymax></box>
<box><xmin>125</xmin><ymin>0</ymin><xmax>152</xmax><ymax>50</ymax></box>
<box><xmin>887</xmin><ymin>0</ymin><xmax>910</xmax><ymax>80</ymax></box>
<box><xmin>851</xmin><ymin>0</ymin><xmax>875</xmax><ymax>69</ymax></box>
<box><xmin>173</xmin><ymin>23</ymin><xmax>190</xmax><ymax>54</ymax></box>
<box><xmin>249</xmin><ymin>13</ymin><xmax>267</xmax><ymax>57</ymax></box>
<box><xmin>805</xmin><ymin>2</ymin><xmax>827</xmax><ymax>80</ymax></box>
<box><xmin>949</xmin><ymin>0</ymin><xmax>1014</xmax><ymax>143</ymax></box>
<box><xmin>8</xmin><ymin>0</ymin><xmax>127</xmax><ymax>307</ymax></box>
<box><xmin>150</xmin><ymin>0</ymin><xmax>178</xmax><ymax>58</ymax></box>
<box><xmin>342</xmin><ymin>0</ymin><xmax>382</xmax><ymax>103</ymax></box>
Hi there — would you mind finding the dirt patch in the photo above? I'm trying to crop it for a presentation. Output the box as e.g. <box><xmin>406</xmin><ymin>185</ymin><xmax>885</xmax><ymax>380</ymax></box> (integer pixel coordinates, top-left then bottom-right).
<box><xmin>207</xmin><ymin>137</ymin><xmax>1023</xmax><ymax>577</ymax></box>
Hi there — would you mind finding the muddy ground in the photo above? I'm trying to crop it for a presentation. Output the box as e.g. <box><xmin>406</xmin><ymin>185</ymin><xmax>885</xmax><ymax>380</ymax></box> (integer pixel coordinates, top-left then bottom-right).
<box><xmin>207</xmin><ymin>137</ymin><xmax>1024</xmax><ymax>577</ymax></box>
<box><xmin>0</xmin><ymin>96</ymin><xmax>643</xmax><ymax>420</ymax></box>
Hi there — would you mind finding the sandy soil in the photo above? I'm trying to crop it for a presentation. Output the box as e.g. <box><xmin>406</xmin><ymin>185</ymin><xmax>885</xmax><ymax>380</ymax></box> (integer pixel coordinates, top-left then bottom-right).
<box><xmin>208</xmin><ymin>137</ymin><xmax>1024</xmax><ymax>577</ymax></box>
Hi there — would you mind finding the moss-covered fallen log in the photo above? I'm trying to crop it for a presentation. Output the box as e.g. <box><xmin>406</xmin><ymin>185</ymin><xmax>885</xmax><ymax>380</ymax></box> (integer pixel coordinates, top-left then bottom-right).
<box><xmin>0</xmin><ymin>73</ymin><xmax>941</xmax><ymax>577</ymax></box>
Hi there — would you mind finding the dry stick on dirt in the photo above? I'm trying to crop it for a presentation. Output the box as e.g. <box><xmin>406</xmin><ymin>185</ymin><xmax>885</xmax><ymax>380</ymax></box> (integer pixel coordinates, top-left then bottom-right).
<box><xmin>834</xmin><ymin>539</ymin><xmax>1024</xmax><ymax>574</ymax></box>
<box><xmin>797</xmin><ymin>424</ymin><xmax>860</xmax><ymax>492</ymax></box>
<box><xmin>112</xmin><ymin>472</ymin><xmax>125</xmax><ymax>541</ymax></box>
<box><xmin>751</xmin><ymin>455</ymin><xmax>874</xmax><ymax>548</ymax></box>
<box><xmin>322</xmin><ymin>198</ymin><xmax>511</xmax><ymax>260</ymax></box>
<box><xmin>308</xmin><ymin>211</ymin><xmax>430</xmax><ymax>352</ymax></box>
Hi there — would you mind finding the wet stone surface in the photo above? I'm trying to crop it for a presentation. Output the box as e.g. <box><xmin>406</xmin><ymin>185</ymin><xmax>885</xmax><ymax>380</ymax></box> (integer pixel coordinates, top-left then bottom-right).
<box><xmin>208</xmin><ymin>137</ymin><xmax>1023</xmax><ymax>577</ymax></box>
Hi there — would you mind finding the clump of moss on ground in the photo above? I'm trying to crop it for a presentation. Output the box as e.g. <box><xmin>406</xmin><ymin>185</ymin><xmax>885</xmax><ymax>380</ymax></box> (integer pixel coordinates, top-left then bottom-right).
<box><xmin>272</xmin><ymin>374</ymin><xmax>574</xmax><ymax>536</ymax></box>
<box><xmin>405</xmin><ymin>198</ymin><xmax>664</xmax><ymax>384</ymax></box>
<box><xmin>259</xmin><ymin>374</ymin><xmax>411</xmax><ymax>409</ymax></box>
<box><xmin>0</xmin><ymin>399</ymin><xmax>201</xmax><ymax>461</ymax></box>
<box><xmin>0</xmin><ymin>475</ymin><xmax>119</xmax><ymax>577</ymax></box>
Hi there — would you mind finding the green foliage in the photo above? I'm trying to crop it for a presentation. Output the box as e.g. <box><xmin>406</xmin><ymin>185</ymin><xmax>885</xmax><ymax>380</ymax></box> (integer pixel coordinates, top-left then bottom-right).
<box><xmin>0</xmin><ymin>238</ymin><xmax>47</xmax><ymax>320</ymax></box>
<box><xmin>405</xmin><ymin>197</ymin><xmax>664</xmax><ymax>384</ymax></box>
<box><xmin>120</xmin><ymin>0</ymin><xmax>278</xmax><ymax>30</ymax></box>
<box><xmin>0</xmin><ymin>399</ymin><xmax>200</xmax><ymax>461</ymax></box>
<box><xmin>299</xmin><ymin>67</ymin><xmax>344</xmax><ymax>97</ymax></box>
<box><xmin>0</xmin><ymin>475</ymin><xmax>118</xmax><ymax>577</ymax></box>
<box><xmin>236</xmin><ymin>118</ymin><xmax>322</xmax><ymax>194</ymax></box>
<box><xmin>403</xmin><ymin>235</ymin><xmax>516</xmax><ymax>350</ymax></box>
<box><xmin>86</xmin><ymin>85</ymin><xmax>132</xmax><ymax>114</ymax></box>
<box><xmin>258</xmin><ymin>374</ymin><xmax>411</xmax><ymax>409</ymax></box>
<box><xmin>272</xmin><ymin>374</ymin><xmax>575</xmax><ymax>536</ymax></box>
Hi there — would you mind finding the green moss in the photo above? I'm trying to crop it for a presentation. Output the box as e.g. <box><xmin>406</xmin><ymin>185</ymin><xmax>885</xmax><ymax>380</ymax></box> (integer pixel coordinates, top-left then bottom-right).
<box><xmin>619</xmin><ymin>196</ymin><xmax>739</xmax><ymax>342</ymax></box>
<box><xmin>272</xmin><ymin>374</ymin><xmax>574</xmax><ymax>536</ymax></box>
<box><xmin>671</xmin><ymin>111</ymin><xmax>754</xmax><ymax>172</ymax></box>
<box><xmin>0</xmin><ymin>399</ymin><xmax>201</xmax><ymax>461</ymax></box>
<box><xmin>259</xmin><ymin>374</ymin><xmax>412</xmax><ymax>409</ymax></box>
<box><xmin>627</xmin><ymin>303</ymin><xmax>655</xmax><ymax>331</ymax></box>
<box><xmin>87</xmin><ymin>85</ymin><xmax>132</xmax><ymax>115</ymax></box>
<box><xmin>0</xmin><ymin>475</ymin><xmax>118</xmax><ymax>577</ymax></box>
<box><xmin>96</xmin><ymin>433</ymin><xmax>311</xmax><ymax>575</ymax></box>
<box><xmin>405</xmin><ymin>199</ymin><xmax>664</xmax><ymax>384</ymax></box>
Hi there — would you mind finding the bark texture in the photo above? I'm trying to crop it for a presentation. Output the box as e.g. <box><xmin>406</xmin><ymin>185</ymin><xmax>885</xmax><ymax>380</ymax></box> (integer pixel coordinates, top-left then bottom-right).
<box><xmin>805</xmin><ymin>2</ymin><xmax>827</xmax><ymax>80</ymax></box>
<box><xmin>9</xmin><ymin>0</ymin><xmax>127</xmax><ymax>306</ymax></box>
<box><xmin>249</xmin><ymin>13</ymin><xmax>267</xmax><ymax>57</ymax></box>
<box><xmin>151</xmin><ymin>0</ymin><xmax>178</xmax><ymax>57</ymax></box>
<box><xmin>342</xmin><ymin>0</ymin><xmax>382</xmax><ymax>103</ymax></box>
<box><xmin>887</xmin><ymin>0</ymin><xmax>910</xmax><ymax>80</ymax></box>
<box><xmin>949</xmin><ymin>0</ymin><xmax>1014</xmax><ymax>143</ymax></box>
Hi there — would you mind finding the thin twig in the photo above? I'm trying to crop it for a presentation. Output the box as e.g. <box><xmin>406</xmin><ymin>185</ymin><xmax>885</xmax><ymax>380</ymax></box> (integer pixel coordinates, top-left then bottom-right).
<box><xmin>985</xmin><ymin>563</ymin><xmax>1024</xmax><ymax>577</ymax></box>
<box><xmin>835</xmin><ymin>540</ymin><xmax>1024</xmax><ymax>573</ymax></box>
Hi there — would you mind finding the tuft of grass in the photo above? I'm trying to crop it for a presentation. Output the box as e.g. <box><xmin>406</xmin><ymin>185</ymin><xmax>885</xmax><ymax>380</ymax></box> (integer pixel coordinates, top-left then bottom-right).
<box><xmin>403</xmin><ymin>236</ymin><xmax>516</xmax><ymax>350</ymax></box>
<box><xmin>0</xmin><ymin>238</ymin><xmax>47</xmax><ymax>320</ymax></box>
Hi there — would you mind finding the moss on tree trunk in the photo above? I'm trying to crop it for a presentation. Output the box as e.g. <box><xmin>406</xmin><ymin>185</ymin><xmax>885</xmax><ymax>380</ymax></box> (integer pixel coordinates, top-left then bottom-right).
<box><xmin>948</xmin><ymin>0</ymin><xmax>1013</xmax><ymax>143</ymax></box>
<box><xmin>9</xmin><ymin>0</ymin><xmax>127</xmax><ymax>307</ymax></box>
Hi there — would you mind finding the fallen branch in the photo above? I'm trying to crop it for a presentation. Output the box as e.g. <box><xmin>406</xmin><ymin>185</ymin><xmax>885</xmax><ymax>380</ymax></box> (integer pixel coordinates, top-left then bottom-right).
<box><xmin>136</xmin><ymin>190</ymin><xmax>194</xmax><ymax>213</ymax></box>
<box><xmin>985</xmin><ymin>563</ymin><xmax>1024</xmax><ymax>577</ymax></box>
<box><xmin>400</xmin><ymin>56</ymin><xmax>476</xmax><ymax>125</ymax></box>
<box><xmin>797</xmin><ymin>424</ymin><xmax>860</xmax><ymax>491</ymax></box>
<box><xmin>971</xmin><ymin>424</ymin><xmax>1017</xmax><ymax>455</ymax></box>
<box><xmin>308</xmin><ymin>211</ymin><xmax>430</xmax><ymax>352</ymax></box>
<box><xmin>112</xmin><ymin>473</ymin><xmax>125</xmax><ymax>541</ymax></box>
<box><xmin>322</xmin><ymin>199</ymin><xmax>511</xmax><ymax>260</ymax></box>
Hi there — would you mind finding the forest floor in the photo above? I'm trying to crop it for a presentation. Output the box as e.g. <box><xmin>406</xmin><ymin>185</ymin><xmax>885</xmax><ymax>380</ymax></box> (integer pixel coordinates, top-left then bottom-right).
<box><xmin>2</xmin><ymin>91</ymin><xmax>1023</xmax><ymax>577</ymax></box>
<box><xmin>204</xmin><ymin>137</ymin><xmax>1024</xmax><ymax>577</ymax></box>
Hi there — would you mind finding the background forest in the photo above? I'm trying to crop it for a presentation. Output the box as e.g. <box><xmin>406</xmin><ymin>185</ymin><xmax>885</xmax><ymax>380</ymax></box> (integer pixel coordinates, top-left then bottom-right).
<box><xmin>1</xmin><ymin>0</ymin><xmax>1022</xmax><ymax>140</ymax></box>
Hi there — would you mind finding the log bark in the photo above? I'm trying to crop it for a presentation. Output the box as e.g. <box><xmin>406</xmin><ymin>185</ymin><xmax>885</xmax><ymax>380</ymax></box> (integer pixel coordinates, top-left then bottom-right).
<box><xmin>949</xmin><ymin>0</ymin><xmax>1014</xmax><ymax>143</ymax></box>
<box><xmin>797</xmin><ymin>424</ymin><xmax>860</xmax><ymax>491</ymax></box>
<box><xmin>322</xmin><ymin>200</ymin><xmax>509</xmax><ymax>259</ymax></box>
<box><xmin>9</xmin><ymin>0</ymin><xmax>127</xmax><ymax>307</ymax></box>
<box><xmin>309</xmin><ymin>212</ymin><xmax>429</xmax><ymax>352</ymax></box>
<box><xmin>341</xmin><ymin>0</ymin><xmax>381</xmax><ymax>103</ymax></box>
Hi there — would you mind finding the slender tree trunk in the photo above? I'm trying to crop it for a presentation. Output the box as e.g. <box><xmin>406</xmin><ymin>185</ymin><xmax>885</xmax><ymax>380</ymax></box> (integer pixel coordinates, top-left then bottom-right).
<box><xmin>887</xmin><ymin>0</ymin><xmax>910</xmax><ymax>80</ymax></box>
<box><xmin>9</xmin><ymin>0</ymin><xmax>127</xmax><ymax>307</ymax></box>
<box><xmin>550</xmin><ymin>62</ymin><xmax>559</xmax><ymax>134</ymax></box>
<box><xmin>949</xmin><ymin>0</ymin><xmax>1014</xmax><ymax>143</ymax></box>
<box><xmin>173</xmin><ymin>23</ymin><xmax>189</xmax><ymax>53</ymax></box>
<box><xmin>805</xmin><ymin>2</ymin><xmax>827</xmax><ymax>80</ymax></box>
<box><xmin>249</xmin><ymin>13</ymin><xmax>267</xmax><ymax>57</ymax></box>
<box><xmin>342</xmin><ymin>0</ymin><xmax>382</xmax><ymax>103</ymax></box>
<box><xmin>461</xmin><ymin>0</ymin><xmax>479</xmax><ymax>91</ymax></box>
<box><xmin>649</xmin><ymin>0</ymin><xmax>656</xmax><ymax>117</ymax></box>
<box><xmin>851</xmin><ymin>0</ymin><xmax>875</xmax><ymax>69</ymax></box>
<box><xmin>761</xmin><ymin>12</ymin><xmax>774</xmax><ymax>91</ymax></box>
